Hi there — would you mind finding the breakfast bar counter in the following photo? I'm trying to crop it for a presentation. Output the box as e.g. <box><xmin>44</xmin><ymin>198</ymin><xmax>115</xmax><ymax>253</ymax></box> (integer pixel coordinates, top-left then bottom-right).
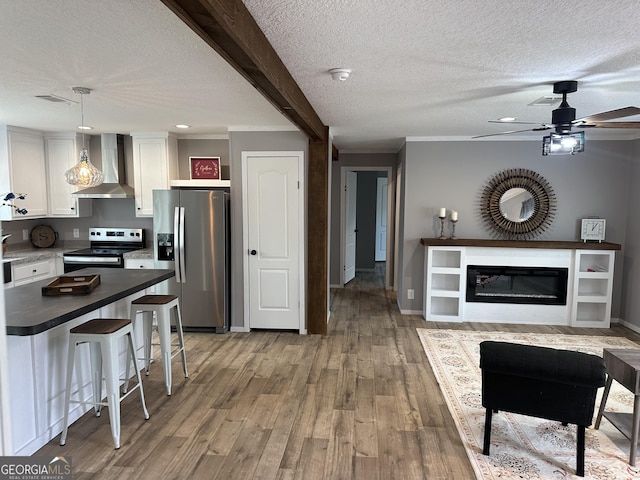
<box><xmin>5</xmin><ymin>267</ymin><xmax>174</xmax><ymax>335</ymax></box>
<box><xmin>5</xmin><ymin>267</ymin><xmax>174</xmax><ymax>456</ymax></box>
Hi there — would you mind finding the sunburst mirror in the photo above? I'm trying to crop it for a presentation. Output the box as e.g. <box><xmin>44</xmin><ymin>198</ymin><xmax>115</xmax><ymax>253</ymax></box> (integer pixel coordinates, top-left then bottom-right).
<box><xmin>480</xmin><ymin>168</ymin><xmax>556</xmax><ymax>239</ymax></box>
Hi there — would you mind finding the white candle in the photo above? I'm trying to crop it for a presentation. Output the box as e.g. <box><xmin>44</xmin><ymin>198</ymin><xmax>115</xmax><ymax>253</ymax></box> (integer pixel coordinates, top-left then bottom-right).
<box><xmin>451</xmin><ymin>210</ymin><xmax>458</xmax><ymax>221</ymax></box>
<box><xmin>439</xmin><ymin>207</ymin><xmax>446</xmax><ymax>218</ymax></box>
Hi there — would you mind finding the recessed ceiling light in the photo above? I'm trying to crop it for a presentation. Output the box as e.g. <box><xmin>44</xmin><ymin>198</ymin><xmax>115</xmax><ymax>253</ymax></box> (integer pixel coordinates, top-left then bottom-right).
<box><xmin>175</xmin><ymin>124</ymin><xmax>190</xmax><ymax>129</ymax></box>
<box><xmin>78</xmin><ymin>125</ymin><xmax>92</xmax><ymax>130</ymax></box>
<box><xmin>498</xmin><ymin>117</ymin><xmax>517</xmax><ymax>122</ymax></box>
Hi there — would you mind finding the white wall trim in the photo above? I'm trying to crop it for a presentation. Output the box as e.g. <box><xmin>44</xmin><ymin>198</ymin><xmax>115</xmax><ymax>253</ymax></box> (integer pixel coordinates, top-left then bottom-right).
<box><xmin>400</xmin><ymin>309</ymin><xmax>424</xmax><ymax>315</ymax></box>
<box><xmin>229</xmin><ymin>326</ymin><xmax>249</xmax><ymax>333</ymax></box>
<box><xmin>617</xmin><ymin>318</ymin><xmax>640</xmax><ymax>334</ymax></box>
<box><xmin>177</xmin><ymin>133</ymin><xmax>229</xmax><ymax>140</ymax></box>
<box><xmin>228</xmin><ymin>125</ymin><xmax>299</xmax><ymax>132</ymax></box>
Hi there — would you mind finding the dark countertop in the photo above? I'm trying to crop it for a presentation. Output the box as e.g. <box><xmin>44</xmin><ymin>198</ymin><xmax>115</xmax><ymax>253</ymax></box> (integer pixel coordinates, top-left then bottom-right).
<box><xmin>5</xmin><ymin>267</ymin><xmax>174</xmax><ymax>336</ymax></box>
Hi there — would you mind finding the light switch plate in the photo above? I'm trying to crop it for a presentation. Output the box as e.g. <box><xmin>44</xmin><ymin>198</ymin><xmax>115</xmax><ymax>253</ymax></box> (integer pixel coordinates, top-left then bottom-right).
<box><xmin>73</xmin><ymin>229</ymin><xmax>80</xmax><ymax>238</ymax></box>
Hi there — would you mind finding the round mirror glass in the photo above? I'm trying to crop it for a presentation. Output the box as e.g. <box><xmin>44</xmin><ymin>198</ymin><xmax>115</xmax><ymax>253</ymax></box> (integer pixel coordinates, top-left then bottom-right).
<box><xmin>499</xmin><ymin>187</ymin><xmax>535</xmax><ymax>222</ymax></box>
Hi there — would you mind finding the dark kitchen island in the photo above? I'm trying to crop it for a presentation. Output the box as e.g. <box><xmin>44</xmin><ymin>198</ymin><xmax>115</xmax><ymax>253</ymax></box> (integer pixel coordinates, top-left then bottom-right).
<box><xmin>5</xmin><ymin>267</ymin><xmax>174</xmax><ymax>335</ymax></box>
<box><xmin>4</xmin><ymin>267</ymin><xmax>174</xmax><ymax>455</ymax></box>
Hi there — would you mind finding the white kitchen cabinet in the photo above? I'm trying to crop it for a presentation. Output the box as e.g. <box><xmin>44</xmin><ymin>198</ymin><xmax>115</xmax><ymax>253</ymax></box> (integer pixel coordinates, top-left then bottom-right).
<box><xmin>124</xmin><ymin>258</ymin><xmax>155</xmax><ymax>269</ymax></box>
<box><xmin>0</xmin><ymin>125</ymin><xmax>48</xmax><ymax>220</ymax></box>
<box><xmin>45</xmin><ymin>133</ymin><xmax>93</xmax><ymax>217</ymax></box>
<box><xmin>131</xmin><ymin>132</ymin><xmax>178</xmax><ymax>217</ymax></box>
<box><xmin>12</xmin><ymin>257</ymin><xmax>60</xmax><ymax>287</ymax></box>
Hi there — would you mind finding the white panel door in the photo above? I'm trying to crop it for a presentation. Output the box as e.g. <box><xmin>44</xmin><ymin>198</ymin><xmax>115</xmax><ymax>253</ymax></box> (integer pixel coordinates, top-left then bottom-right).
<box><xmin>246</xmin><ymin>154</ymin><xmax>301</xmax><ymax>330</ymax></box>
<box><xmin>375</xmin><ymin>177</ymin><xmax>388</xmax><ymax>261</ymax></box>
<box><xmin>344</xmin><ymin>171</ymin><xmax>357</xmax><ymax>284</ymax></box>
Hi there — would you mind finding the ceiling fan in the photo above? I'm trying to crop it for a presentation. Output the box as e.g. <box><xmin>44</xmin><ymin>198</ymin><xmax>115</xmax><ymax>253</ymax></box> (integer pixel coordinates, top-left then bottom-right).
<box><xmin>473</xmin><ymin>80</ymin><xmax>640</xmax><ymax>139</ymax></box>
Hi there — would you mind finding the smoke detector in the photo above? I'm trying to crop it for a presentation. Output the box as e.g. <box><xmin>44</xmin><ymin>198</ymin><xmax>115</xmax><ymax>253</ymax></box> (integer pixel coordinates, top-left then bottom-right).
<box><xmin>329</xmin><ymin>68</ymin><xmax>351</xmax><ymax>81</ymax></box>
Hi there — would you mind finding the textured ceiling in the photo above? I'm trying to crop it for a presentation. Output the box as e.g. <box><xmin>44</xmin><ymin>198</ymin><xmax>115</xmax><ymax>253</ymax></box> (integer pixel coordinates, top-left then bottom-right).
<box><xmin>1</xmin><ymin>0</ymin><xmax>640</xmax><ymax>151</ymax></box>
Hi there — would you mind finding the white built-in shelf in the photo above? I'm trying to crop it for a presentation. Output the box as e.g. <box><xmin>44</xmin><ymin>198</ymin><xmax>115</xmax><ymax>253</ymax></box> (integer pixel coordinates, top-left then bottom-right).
<box><xmin>170</xmin><ymin>179</ymin><xmax>230</xmax><ymax>188</ymax></box>
<box><xmin>423</xmin><ymin>243</ymin><xmax>617</xmax><ymax>328</ymax></box>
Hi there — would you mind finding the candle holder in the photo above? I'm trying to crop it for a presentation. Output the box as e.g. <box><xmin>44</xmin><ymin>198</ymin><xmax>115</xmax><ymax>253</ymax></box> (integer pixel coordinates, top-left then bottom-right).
<box><xmin>438</xmin><ymin>216</ymin><xmax>446</xmax><ymax>239</ymax></box>
<box><xmin>450</xmin><ymin>219</ymin><xmax>458</xmax><ymax>239</ymax></box>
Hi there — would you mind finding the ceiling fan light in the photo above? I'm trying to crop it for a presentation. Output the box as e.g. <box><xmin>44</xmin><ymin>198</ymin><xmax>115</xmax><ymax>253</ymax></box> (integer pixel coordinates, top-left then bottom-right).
<box><xmin>498</xmin><ymin>117</ymin><xmax>517</xmax><ymax>122</ymax></box>
<box><xmin>542</xmin><ymin>131</ymin><xmax>585</xmax><ymax>156</ymax></box>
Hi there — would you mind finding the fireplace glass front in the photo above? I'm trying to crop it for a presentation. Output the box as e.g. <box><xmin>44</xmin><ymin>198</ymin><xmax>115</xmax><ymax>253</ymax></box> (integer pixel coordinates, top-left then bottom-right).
<box><xmin>466</xmin><ymin>265</ymin><xmax>568</xmax><ymax>305</ymax></box>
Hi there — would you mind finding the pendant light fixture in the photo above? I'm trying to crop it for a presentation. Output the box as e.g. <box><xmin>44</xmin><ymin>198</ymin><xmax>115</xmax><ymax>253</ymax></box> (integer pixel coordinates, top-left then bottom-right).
<box><xmin>65</xmin><ymin>87</ymin><xmax>104</xmax><ymax>187</ymax></box>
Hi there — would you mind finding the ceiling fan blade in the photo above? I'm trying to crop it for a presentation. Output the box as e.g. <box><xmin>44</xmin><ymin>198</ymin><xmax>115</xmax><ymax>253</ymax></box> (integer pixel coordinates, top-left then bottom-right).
<box><xmin>488</xmin><ymin>120</ymin><xmax>541</xmax><ymax>125</ymax></box>
<box><xmin>580</xmin><ymin>121</ymin><xmax>640</xmax><ymax>128</ymax></box>
<box><xmin>472</xmin><ymin>126</ymin><xmax>551</xmax><ymax>139</ymax></box>
<box><xmin>575</xmin><ymin>106</ymin><xmax>640</xmax><ymax>124</ymax></box>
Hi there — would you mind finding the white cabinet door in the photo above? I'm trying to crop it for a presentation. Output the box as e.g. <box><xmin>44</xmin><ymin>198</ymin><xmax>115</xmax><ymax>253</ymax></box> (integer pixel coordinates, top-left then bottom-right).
<box><xmin>45</xmin><ymin>134</ymin><xmax>93</xmax><ymax>217</ymax></box>
<box><xmin>0</xmin><ymin>126</ymin><xmax>47</xmax><ymax>220</ymax></box>
<box><xmin>12</xmin><ymin>258</ymin><xmax>58</xmax><ymax>286</ymax></box>
<box><xmin>132</xmin><ymin>133</ymin><xmax>178</xmax><ymax>217</ymax></box>
<box><xmin>124</xmin><ymin>258</ymin><xmax>155</xmax><ymax>269</ymax></box>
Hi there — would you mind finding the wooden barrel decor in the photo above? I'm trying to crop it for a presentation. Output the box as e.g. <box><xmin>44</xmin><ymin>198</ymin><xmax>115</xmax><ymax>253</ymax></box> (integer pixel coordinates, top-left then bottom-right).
<box><xmin>480</xmin><ymin>168</ymin><xmax>556</xmax><ymax>240</ymax></box>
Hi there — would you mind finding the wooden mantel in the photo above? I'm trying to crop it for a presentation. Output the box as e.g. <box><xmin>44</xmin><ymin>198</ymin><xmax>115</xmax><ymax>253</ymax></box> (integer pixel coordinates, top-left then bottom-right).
<box><xmin>420</xmin><ymin>238</ymin><xmax>622</xmax><ymax>251</ymax></box>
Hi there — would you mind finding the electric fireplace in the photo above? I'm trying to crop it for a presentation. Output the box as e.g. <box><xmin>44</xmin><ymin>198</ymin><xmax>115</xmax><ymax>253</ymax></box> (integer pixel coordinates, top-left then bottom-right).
<box><xmin>466</xmin><ymin>265</ymin><xmax>568</xmax><ymax>306</ymax></box>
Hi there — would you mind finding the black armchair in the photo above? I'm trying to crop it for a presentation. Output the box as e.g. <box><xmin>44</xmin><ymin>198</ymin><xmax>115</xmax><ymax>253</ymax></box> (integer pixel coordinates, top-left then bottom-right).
<box><xmin>479</xmin><ymin>341</ymin><xmax>606</xmax><ymax>477</ymax></box>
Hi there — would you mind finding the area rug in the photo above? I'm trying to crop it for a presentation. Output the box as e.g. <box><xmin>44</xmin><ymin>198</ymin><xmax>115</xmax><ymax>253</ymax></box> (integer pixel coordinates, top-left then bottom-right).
<box><xmin>416</xmin><ymin>329</ymin><xmax>640</xmax><ymax>479</ymax></box>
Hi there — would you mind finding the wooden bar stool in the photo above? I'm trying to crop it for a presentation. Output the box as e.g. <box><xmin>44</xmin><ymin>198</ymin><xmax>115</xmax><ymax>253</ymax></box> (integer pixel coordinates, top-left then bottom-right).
<box><xmin>60</xmin><ymin>318</ymin><xmax>149</xmax><ymax>450</ymax></box>
<box><xmin>127</xmin><ymin>294</ymin><xmax>188</xmax><ymax>395</ymax></box>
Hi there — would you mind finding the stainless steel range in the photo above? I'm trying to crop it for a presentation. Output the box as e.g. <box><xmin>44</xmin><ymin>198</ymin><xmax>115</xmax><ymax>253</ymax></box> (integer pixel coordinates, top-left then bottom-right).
<box><xmin>63</xmin><ymin>227</ymin><xmax>145</xmax><ymax>273</ymax></box>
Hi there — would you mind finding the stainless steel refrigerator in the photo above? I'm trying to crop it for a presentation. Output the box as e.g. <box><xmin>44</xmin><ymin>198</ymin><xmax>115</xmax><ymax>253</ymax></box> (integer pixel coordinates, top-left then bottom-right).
<box><xmin>153</xmin><ymin>189</ymin><xmax>229</xmax><ymax>332</ymax></box>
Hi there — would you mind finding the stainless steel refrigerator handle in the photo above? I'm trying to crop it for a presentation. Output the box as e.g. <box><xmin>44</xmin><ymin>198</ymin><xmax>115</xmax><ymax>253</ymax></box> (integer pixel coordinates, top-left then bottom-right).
<box><xmin>173</xmin><ymin>206</ymin><xmax>182</xmax><ymax>283</ymax></box>
<box><xmin>179</xmin><ymin>206</ymin><xmax>186</xmax><ymax>283</ymax></box>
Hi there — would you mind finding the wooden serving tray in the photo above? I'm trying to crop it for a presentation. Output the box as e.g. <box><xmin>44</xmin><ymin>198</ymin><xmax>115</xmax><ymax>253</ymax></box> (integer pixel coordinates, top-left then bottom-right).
<box><xmin>42</xmin><ymin>274</ymin><xmax>101</xmax><ymax>296</ymax></box>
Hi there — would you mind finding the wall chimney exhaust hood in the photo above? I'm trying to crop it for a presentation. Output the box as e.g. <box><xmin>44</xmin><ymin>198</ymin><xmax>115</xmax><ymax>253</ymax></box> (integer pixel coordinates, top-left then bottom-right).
<box><xmin>73</xmin><ymin>134</ymin><xmax>135</xmax><ymax>198</ymax></box>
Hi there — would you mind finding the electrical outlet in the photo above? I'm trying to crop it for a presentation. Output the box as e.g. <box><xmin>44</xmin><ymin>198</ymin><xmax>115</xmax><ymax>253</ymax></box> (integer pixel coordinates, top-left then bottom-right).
<box><xmin>407</xmin><ymin>289</ymin><xmax>414</xmax><ymax>300</ymax></box>
<box><xmin>73</xmin><ymin>228</ymin><xmax>80</xmax><ymax>238</ymax></box>
<box><xmin>22</xmin><ymin>229</ymin><xmax>29</xmax><ymax>241</ymax></box>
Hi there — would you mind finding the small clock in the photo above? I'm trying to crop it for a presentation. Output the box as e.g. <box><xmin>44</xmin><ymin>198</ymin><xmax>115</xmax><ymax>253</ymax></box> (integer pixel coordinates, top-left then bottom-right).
<box><xmin>581</xmin><ymin>218</ymin><xmax>606</xmax><ymax>242</ymax></box>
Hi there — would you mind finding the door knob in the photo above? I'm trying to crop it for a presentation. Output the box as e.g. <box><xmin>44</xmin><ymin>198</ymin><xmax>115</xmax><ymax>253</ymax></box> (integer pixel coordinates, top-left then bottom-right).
<box><xmin>250</xmin><ymin>249</ymin><xmax>257</xmax><ymax>255</ymax></box>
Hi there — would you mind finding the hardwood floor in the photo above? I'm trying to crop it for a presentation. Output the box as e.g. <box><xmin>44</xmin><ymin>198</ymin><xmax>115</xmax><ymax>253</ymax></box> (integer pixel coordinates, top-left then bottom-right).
<box><xmin>37</xmin><ymin>263</ymin><xmax>640</xmax><ymax>479</ymax></box>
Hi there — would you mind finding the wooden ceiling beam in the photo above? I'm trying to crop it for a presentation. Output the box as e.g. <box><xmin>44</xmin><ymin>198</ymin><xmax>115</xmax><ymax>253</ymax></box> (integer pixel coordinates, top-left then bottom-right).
<box><xmin>160</xmin><ymin>0</ymin><xmax>327</xmax><ymax>142</ymax></box>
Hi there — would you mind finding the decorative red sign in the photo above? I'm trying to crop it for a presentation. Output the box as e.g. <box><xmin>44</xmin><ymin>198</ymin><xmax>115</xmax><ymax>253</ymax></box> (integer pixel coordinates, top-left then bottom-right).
<box><xmin>189</xmin><ymin>157</ymin><xmax>220</xmax><ymax>180</ymax></box>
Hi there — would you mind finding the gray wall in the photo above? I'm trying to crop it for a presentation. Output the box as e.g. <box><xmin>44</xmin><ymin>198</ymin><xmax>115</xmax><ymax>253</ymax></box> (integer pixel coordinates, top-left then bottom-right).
<box><xmin>621</xmin><ymin>139</ymin><xmax>640</xmax><ymax>330</ymax></box>
<box><xmin>177</xmin><ymin>138</ymin><xmax>230</xmax><ymax>180</ymax></box>
<box><xmin>398</xmin><ymin>139</ymin><xmax>634</xmax><ymax>318</ymax></box>
<box><xmin>329</xmin><ymin>153</ymin><xmax>397</xmax><ymax>286</ymax></box>
<box><xmin>228</xmin><ymin>130</ymin><xmax>309</xmax><ymax>329</ymax></box>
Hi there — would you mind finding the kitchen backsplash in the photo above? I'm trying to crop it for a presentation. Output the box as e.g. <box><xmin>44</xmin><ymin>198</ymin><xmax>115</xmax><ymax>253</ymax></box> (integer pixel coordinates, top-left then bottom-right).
<box><xmin>1</xmin><ymin>198</ymin><xmax>153</xmax><ymax>249</ymax></box>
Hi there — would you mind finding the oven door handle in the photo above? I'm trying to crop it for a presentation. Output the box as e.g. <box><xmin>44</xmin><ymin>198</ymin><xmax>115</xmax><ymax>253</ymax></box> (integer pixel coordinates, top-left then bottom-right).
<box><xmin>63</xmin><ymin>256</ymin><xmax>122</xmax><ymax>264</ymax></box>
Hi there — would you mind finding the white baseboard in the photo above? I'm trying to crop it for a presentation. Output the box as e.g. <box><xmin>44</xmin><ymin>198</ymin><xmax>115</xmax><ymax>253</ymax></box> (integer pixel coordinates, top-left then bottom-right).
<box><xmin>617</xmin><ymin>318</ymin><xmax>640</xmax><ymax>334</ymax></box>
<box><xmin>330</xmin><ymin>283</ymin><xmax>343</xmax><ymax>289</ymax></box>
<box><xmin>229</xmin><ymin>326</ymin><xmax>248</xmax><ymax>333</ymax></box>
<box><xmin>400</xmin><ymin>309</ymin><xmax>424</xmax><ymax>315</ymax></box>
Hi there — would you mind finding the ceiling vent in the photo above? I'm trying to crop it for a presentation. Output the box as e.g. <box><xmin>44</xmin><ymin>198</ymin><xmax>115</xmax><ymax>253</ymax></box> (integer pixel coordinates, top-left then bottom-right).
<box><xmin>35</xmin><ymin>94</ymin><xmax>76</xmax><ymax>104</ymax></box>
<box><xmin>529</xmin><ymin>96</ymin><xmax>561</xmax><ymax>106</ymax></box>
